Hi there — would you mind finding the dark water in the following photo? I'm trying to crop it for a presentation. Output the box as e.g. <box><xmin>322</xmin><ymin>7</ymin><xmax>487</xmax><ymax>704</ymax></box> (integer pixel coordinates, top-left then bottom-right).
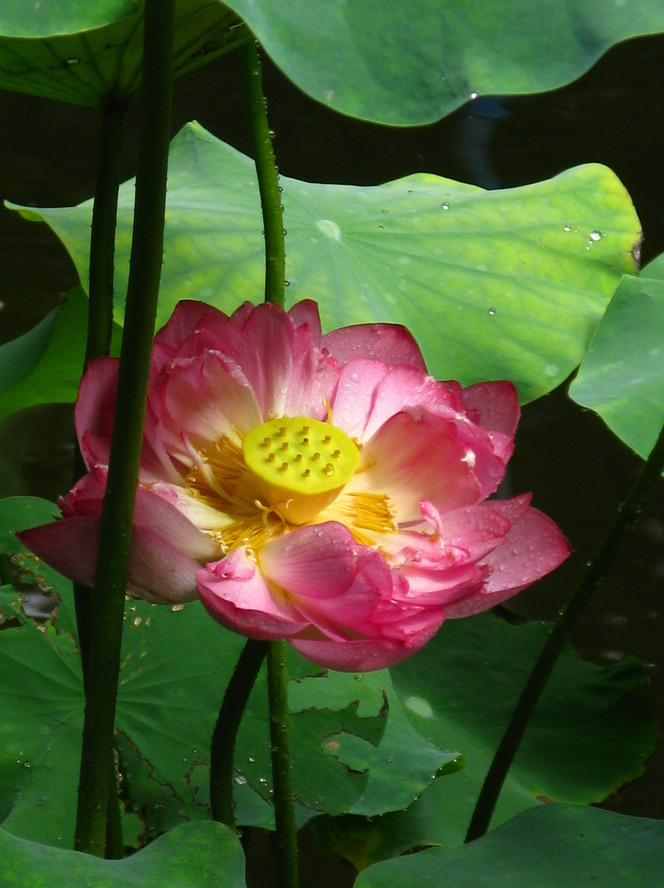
<box><xmin>0</xmin><ymin>32</ymin><xmax>662</xmax><ymax>864</ymax></box>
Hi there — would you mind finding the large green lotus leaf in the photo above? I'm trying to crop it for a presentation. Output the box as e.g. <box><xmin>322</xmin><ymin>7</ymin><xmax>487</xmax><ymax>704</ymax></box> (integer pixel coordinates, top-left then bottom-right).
<box><xmin>0</xmin><ymin>495</ymin><xmax>453</xmax><ymax>845</ymax></box>
<box><xmin>386</xmin><ymin>614</ymin><xmax>655</xmax><ymax>846</ymax></box>
<box><xmin>0</xmin><ymin>1</ymin><xmax>247</xmax><ymax>106</ymax></box>
<box><xmin>260</xmin><ymin>668</ymin><xmax>456</xmax><ymax>820</ymax></box>
<box><xmin>354</xmin><ymin>805</ymin><xmax>664</xmax><ymax>887</ymax></box>
<box><xmin>223</xmin><ymin>0</ymin><xmax>664</xmax><ymax>124</ymax></box>
<box><xmin>0</xmin><ymin>309</ymin><xmax>57</xmax><ymax>392</ymax></box>
<box><xmin>4</xmin><ymin>2</ymin><xmax>664</xmax><ymax>123</ymax></box>
<box><xmin>11</xmin><ymin>123</ymin><xmax>640</xmax><ymax>403</ymax></box>
<box><xmin>569</xmin><ymin>262</ymin><xmax>664</xmax><ymax>460</ymax></box>
<box><xmin>0</xmin><ymin>821</ymin><xmax>245</xmax><ymax>888</ymax></box>
<box><xmin>0</xmin><ymin>288</ymin><xmax>123</xmax><ymax>426</ymax></box>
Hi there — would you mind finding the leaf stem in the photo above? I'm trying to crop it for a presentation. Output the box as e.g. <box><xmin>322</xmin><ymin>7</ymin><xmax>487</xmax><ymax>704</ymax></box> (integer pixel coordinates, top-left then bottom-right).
<box><xmin>210</xmin><ymin>639</ymin><xmax>269</xmax><ymax>828</ymax></box>
<box><xmin>74</xmin><ymin>0</ymin><xmax>175</xmax><ymax>855</ymax></box>
<box><xmin>267</xmin><ymin>640</ymin><xmax>299</xmax><ymax>888</ymax></box>
<box><xmin>71</xmin><ymin>80</ymin><xmax>128</xmax><ymax>869</ymax></box>
<box><xmin>74</xmin><ymin>98</ymin><xmax>127</xmax><ymax>676</ymax></box>
<box><xmin>465</xmin><ymin>418</ymin><xmax>664</xmax><ymax>843</ymax></box>
<box><xmin>239</xmin><ymin>39</ymin><xmax>285</xmax><ymax>306</ymax></box>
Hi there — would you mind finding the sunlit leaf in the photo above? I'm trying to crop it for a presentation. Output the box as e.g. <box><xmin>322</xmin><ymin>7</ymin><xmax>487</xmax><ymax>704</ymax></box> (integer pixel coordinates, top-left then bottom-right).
<box><xmin>569</xmin><ymin>260</ymin><xmax>664</xmax><ymax>460</ymax></box>
<box><xmin>0</xmin><ymin>1</ymin><xmax>247</xmax><ymax>106</ymax></box>
<box><xmin>0</xmin><ymin>821</ymin><xmax>245</xmax><ymax>888</ymax></box>
<box><xmin>10</xmin><ymin>123</ymin><xmax>640</xmax><ymax>402</ymax></box>
<box><xmin>354</xmin><ymin>805</ymin><xmax>664</xmax><ymax>887</ymax></box>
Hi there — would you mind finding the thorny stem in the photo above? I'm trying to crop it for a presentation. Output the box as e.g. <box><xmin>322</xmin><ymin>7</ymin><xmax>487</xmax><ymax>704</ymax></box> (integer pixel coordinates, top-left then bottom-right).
<box><xmin>239</xmin><ymin>39</ymin><xmax>286</xmax><ymax>306</ymax></box>
<box><xmin>74</xmin><ymin>0</ymin><xmax>175</xmax><ymax>855</ymax></box>
<box><xmin>267</xmin><ymin>640</ymin><xmax>299</xmax><ymax>888</ymax></box>
<box><xmin>74</xmin><ymin>98</ymin><xmax>127</xmax><ymax>673</ymax></box>
<box><xmin>210</xmin><ymin>639</ymin><xmax>269</xmax><ymax>828</ymax></box>
<box><xmin>71</xmin><ymin>98</ymin><xmax>127</xmax><ymax>860</ymax></box>
<box><xmin>466</xmin><ymin>418</ymin><xmax>664</xmax><ymax>843</ymax></box>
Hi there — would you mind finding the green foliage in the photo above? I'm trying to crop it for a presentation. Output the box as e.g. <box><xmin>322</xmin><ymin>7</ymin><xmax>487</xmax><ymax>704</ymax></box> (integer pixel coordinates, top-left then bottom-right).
<box><xmin>0</xmin><ymin>288</ymin><xmax>123</xmax><ymax>426</ymax></box>
<box><xmin>1</xmin><ymin>1</ymin><xmax>662</xmax><ymax>881</ymax></box>
<box><xmin>309</xmin><ymin>615</ymin><xmax>655</xmax><ymax>866</ymax></box>
<box><xmin>9</xmin><ymin>124</ymin><xmax>640</xmax><ymax>404</ymax></box>
<box><xmin>570</xmin><ymin>259</ymin><xmax>664</xmax><ymax>459</ymax></box>
<box><xmin>0</xmin><ymin>1</ymin><xmax>247</xmax><ymax>106</ymax></box>
<box><xmin>227</xmin><ymin>0</ymin><xmax>664</xmax><ymax>123</ymax></box>
<box><xmin>0</xmin><ymin>821</ymin><xmax>245</xmax><ymax>888</ymax></box>
<box><xmin>0</xmin><ymin>497</ymin><xmax>452</xmax><ymax>846</ymax></box>
<box><xmin>3</xmin><ymin>1</ymin><xmax>664</xmax><ymax>123</ymax></box>
<box><xmin>354</xmin><ymin>804</ymin><xmax>664</xmax><ymax>887</ymax></box>
<box><xmin>1</xmin><ymin>497</ymin><xmax>655</xmax><ymax>862</ymax></box>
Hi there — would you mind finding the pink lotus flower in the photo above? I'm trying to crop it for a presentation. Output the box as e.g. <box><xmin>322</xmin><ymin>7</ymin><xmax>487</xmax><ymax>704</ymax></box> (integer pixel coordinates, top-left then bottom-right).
<box><xmin>20</xmin><ymin>300</ymin><xmax>570</xmax><ymax>671</ymax></box>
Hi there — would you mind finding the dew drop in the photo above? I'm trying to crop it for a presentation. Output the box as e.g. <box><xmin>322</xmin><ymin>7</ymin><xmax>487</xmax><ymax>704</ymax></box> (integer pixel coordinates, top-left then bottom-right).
<box><xmin>589</xmin><ymin>230</ymin><xmax>602</xmax><ymax>241</ymax></box>
<box><xmin>488</xmin><ymin>307</ymin><xmax>496</xmax><ymax>316</ymax></box>
<box><xmin>316</xmin><ymin>218</ymin><xmax>341</xmax><ymax>241</ymax></box>
<box><xmin>404</xmin><ymin>696</ymin><xmax>433</xmax><ymax>718</ymax></box>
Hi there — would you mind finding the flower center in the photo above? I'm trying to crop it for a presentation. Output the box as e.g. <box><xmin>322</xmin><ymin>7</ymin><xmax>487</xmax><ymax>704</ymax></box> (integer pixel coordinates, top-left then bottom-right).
<box><xmin>242</xmin><ymin>416</ymin><xmax>360</xmax><ymax>525</ymax></box>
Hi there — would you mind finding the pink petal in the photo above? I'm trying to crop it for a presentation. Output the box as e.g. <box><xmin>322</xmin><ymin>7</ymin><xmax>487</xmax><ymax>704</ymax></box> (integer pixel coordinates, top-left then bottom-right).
<box><xmin>230</xmin><ymin>300</ymin><xmax>256</xmax><ymax>327</ymax></box>
<box><xmin>18</xmin><ymin>516</ymin><xmax>99</xmax><ymax>588</ymax></box>
<box><xmin>236</xmin><ymin>303</ymin><xmax>299</xmax><ymax>418</ymax></box>
<box><xmin>323</xmin><ymin>322</ymin><xmax>427</xmax><ymax>371</ymax></box>
<box><xmin>291</xmin><ymin>615</ymin><xmax>443</xmax><ymax>671</ymax></box>
<box><xmin>395</xmin><ymin>561</ymin><xmax>487</xmax><ymax>606</ymax></box>
<box><xmin>18</xmin><ymin>513</ymin><xmax>205</xmax><ymax>604</ymax></box>
<box><xmin>152</xmin><ymin>300</ymin><xmax>228</xmax><ymax>370</ymax></box>
<box><xmin>461</xmin><ymin>381</ymin><xmax>520</xmax><ymax>436</ymax></box>
<box><xmin>462</xmin><ymin>381</ymin><xmax>520</xmax><ymax>463</ymax></box>
<box><xmin>287</xmin><ymin>299</ymin><xmax>323</xmax><ymax>342</ymax></box>
<box><xmin>357</xmin><ymin>410</ymin><xmax>486</xmax><ymax>521</ymax></box>
<box><xmin>421</xmin><ymin>500</ymin><xmax>513</xmax><ymax>562</ymax></box>
<box><xmin>259</xmin><ymin>523</ymin><xmax>390</xmax><ymax>639</ymax></box>
<box><xmin>362</xmin><ymin>368</ymin><xmax>465</xmax><ymax>442</ymax></box>
<box><xmin>445</xmin><ymin>505</ymin><xmax>571</xmax><ymax>617</ymax></box>
<box><xmin>283</xmin><ymin>325</ymin><xmax>338</xmax><ymax>418</ymax></box>
<box><xmin>332</xmin><ymin>360</ymin><xmax>471</xmax><ymax>444</ymax></box>
<box><xmin>197</xmin><ymin>549</ymin><xmax>309</xmax><ymax>639</ymax></box>
<box><xmin>158</xmin><ymin>351</ymin><xmax>262</xmax><ymax>449</ymax></box>
<box><xmin>154</xmin><ymin>299</ymin><xmax>227</xmax><ymax>352</ymax></box>
<box><xmin>329</xmin><ymin>359</ymin><xmax>392</xmax><ymax>440</ymax></box>
<box><xmin>75</xmin><ymin>357</ymin><xmax>118</xmax><ymax>469</ymax></box>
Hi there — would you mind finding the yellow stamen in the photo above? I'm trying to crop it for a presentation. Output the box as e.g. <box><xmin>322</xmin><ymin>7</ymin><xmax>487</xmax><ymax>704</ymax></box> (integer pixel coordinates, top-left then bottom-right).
<box><xmin>242</xmin><ymin>416</ymin><xmax>360</xmax><ymax>524</ymax></box>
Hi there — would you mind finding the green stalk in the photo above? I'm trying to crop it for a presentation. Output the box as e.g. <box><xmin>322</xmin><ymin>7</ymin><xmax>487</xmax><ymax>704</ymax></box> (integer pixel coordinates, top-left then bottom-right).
<box><xmin>74</xmin><ymin>98</ymin><xmax>127</xmax><ymax>676</ymax></box>
<box><xmin>239</xmin><ymin>39</ymin><xmax>285</xmax><ymax>306</ymax></box>
<box><xmin>267</xmin><ymin>640</ymin><xmax>299</xmax><ymax>888</ymax></box>
<box><xmin>74</xmin><ymin>0</ymin><xmax>175</xmax><ymax>855</ymax></box>
<box><xmin>210</xmin><ymin>639</ymin><xmax>269</xmax><ymax>828</ymax></box>
<box><xmin>466</xmin><ymin>418</ymin><xmax>664</xmax><ymax>843</ymax></box>
<box><xmin>239</xmin><ymin>37</ymin><xmax>296</xmax><ymax>880</ymax></box>
<box><xmin>71</xmin><ymin>94</ymin><xmax>128</xmax><ymax>863</ymax></box>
